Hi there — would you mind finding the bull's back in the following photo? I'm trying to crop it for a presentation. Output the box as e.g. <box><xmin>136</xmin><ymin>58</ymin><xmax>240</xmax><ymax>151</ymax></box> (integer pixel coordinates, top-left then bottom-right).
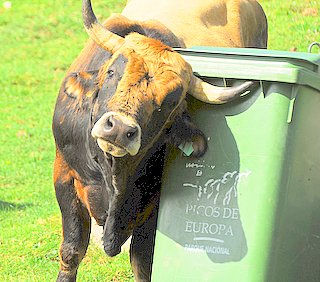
<box><xmin>122</xmin><ymin>0</ymin><xmax>267</xmax><ymax>48</ymax></box>
<box><xmin>69</xmin><ymin>0</ymin><xmax>267</xmax><ymax>74</ymax></box>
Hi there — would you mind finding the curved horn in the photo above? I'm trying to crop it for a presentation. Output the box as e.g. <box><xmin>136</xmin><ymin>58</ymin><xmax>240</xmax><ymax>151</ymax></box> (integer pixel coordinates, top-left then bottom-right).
<box><xmin>82</xmin><ymin>0</ymin><xmax>124</xmax><ymax>53</ymax></box>
<box><xmin>189</xmin><ymin>75</ymin><xmax>254</xmax><ymax>104</ymax></box>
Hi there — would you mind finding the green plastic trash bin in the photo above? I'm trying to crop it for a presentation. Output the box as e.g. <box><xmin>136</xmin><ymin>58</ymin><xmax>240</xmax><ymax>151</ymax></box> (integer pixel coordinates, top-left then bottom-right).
<box><xmin>151</xmin><ymin>48</ymin><xmax>320</xmax><ymax>282</ymax></box>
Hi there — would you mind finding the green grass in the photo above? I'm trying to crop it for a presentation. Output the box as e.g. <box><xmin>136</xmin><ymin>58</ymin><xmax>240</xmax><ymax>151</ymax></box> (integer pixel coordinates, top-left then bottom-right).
<box><xmin>0</xmin><ymin>0</ymin><xmax>319</xmax><ymax>281</ymax></box>
<box><xmin>261</xmin><ymin>0</ymin><xmax>320</xmax><ymax>51</ymax></box>
<box><xmin>0</xmin><ymin>0</ymin><xmax>133</xmax><ymax>281</ymax></box>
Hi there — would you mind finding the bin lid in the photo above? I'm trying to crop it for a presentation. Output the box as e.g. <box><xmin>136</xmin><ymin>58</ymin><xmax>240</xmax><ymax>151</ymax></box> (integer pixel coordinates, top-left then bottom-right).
<box><xmin>175</xmin><ymin>47</ymin><xmax>320</xmax><ymax>91</ymax></box>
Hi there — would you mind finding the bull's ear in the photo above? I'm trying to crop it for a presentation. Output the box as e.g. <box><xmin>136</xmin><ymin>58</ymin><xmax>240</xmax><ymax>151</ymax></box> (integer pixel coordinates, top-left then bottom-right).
<box><xmin>64</xmin><ymin>70</ymin><xmax>99</xmax><ymax>99</ymax></box>
<box><xmin>168</xmin><ymin>111</ymin><xmax>208</xmax><ymax>158</ymax></box>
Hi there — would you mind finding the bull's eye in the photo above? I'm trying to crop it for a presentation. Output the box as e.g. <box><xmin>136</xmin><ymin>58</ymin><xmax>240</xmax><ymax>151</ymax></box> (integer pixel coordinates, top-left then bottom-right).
<box><xmin>107</xmin><ymin>70</ymin><xmax>114</xmax><ymax>78</ymax></box>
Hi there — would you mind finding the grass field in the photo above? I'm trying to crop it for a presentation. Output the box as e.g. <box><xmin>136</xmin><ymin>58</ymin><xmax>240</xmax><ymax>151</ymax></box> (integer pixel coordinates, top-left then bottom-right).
<box><xmin>0</xmin><ymin>0</ymin><xmax>319</xmax><ymax>281</ymax></box>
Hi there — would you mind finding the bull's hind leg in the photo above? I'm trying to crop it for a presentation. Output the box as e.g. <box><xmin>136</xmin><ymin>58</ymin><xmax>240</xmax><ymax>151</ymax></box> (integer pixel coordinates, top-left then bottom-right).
<box><xmin>54</xmin><ymin>151</ymin><xmax>91</xmax><ymax>282</ymax></box>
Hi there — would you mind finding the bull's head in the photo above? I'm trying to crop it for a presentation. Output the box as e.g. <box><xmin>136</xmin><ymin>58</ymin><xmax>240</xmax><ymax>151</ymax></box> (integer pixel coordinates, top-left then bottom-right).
<box><xmin>81</xmin><ymin>0</ymin><xmax>253</xmax><ymax>158</ymax></box>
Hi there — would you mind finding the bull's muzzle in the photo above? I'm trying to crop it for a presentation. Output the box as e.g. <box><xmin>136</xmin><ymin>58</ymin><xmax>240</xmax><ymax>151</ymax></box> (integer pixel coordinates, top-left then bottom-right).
<box><xmin>92</xmin><ymin>112</ymin><xmax>141</xmax><ymax>157</ymax></box>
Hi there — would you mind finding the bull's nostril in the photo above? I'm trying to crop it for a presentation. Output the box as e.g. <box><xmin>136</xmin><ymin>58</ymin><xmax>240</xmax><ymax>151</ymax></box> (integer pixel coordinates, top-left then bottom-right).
<box><xmin>126</xmin><ymin>128</ymin><xmax>137</xmax><ymax>140</ymax></box>
<box><xmin>106</xmin><ymin>117</ymin><xmax>114</xmax><ymax>129</ymax></box>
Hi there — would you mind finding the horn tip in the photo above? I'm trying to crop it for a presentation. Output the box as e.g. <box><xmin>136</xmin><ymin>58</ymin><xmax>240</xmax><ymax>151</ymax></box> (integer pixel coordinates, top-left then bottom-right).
<box><xmin>82</xmin><ymin>0</ymin><xmax>97</xmax><ymax>30</ymax></box>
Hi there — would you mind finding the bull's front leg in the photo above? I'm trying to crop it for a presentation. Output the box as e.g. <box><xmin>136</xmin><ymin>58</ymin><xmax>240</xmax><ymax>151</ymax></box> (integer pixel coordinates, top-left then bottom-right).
<box><xmin>168</xmin><ymin>111</ymin><xmax>208</xmax><ymax>158</ymax></box>
<box><xmin>54</xmin><ymin>152</ymin><xmax>91</xmax><ymax>282</ymax></box>
<box><xmin>130</xmin><ymin>204</ymin><xmax>158</xmax><ymax>282</ymax></box>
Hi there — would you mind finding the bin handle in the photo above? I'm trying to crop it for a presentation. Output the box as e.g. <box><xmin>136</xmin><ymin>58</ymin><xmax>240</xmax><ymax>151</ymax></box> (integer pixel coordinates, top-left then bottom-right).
<box><xmin>308</xmin><ymin>42</ymin><xmax>320</xmax><ymax>53</ymax></box>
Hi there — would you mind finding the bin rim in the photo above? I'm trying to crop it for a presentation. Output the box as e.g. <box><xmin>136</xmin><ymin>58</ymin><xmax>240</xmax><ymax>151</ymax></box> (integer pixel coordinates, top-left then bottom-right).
<box><xmin>174</xmin><ymin>47</ymin><xmax>320</xmax><ymax>92</ymax></box>
<box><xmin>174</xmin><ymin>47</ymin><xmax>320</xmax><ymax>67</ymax></box>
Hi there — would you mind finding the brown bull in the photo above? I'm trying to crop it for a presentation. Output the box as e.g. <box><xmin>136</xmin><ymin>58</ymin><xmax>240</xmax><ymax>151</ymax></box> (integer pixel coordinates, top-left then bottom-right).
<box><xmin>52</xmin><ymin>0</ymin><xmax>267</xmax><ymax>281</ymax></box>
